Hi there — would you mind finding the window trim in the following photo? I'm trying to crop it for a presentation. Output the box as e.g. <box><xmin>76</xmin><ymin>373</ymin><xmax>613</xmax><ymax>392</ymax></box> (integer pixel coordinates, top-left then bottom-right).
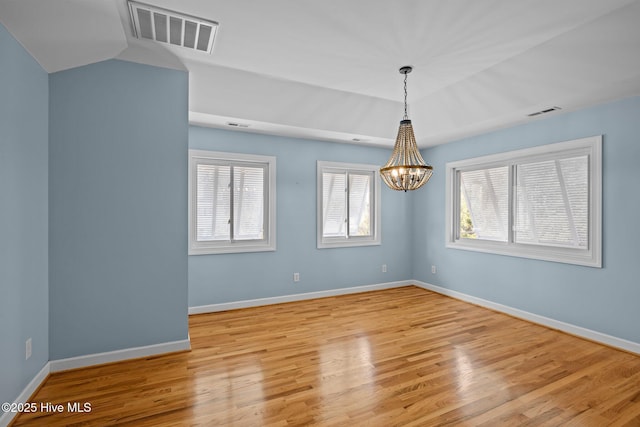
<box><xmin>317</xmin><ymin>161</ymin><xmax>381</xmax><ymax>249</ymax></box>
<box><xmin>188</xmin><ymin>149</ymin><xmax>276</xmax><ymax>255</ymax></box>
<box><xmin>445</xmin><ymin>135</ymin><xmax>602</xmax><ymax>267</ymax></box>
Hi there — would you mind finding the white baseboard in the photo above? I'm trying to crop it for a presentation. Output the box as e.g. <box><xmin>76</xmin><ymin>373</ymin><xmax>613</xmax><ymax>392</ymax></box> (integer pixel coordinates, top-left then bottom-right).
<box><xmin>49</xmin><ymin>338</ymin><xmax>191</xmax><ymax>373</ymax></box>
<box><xmin>414</xmin><ymin>280</ymin><xmax>640</xmax><ymax>355</ymax></box>
<box><xmin>189</xmin><ymin>280</ymin><xmax>413</xmax><ymax>314</ymax></box>
<box><xmin>0</xmin><ymin>363</ymin><xmax>50</xmax><ymax>427</ymax></box>
<box><xmin>1</xmin><ymin>338</ymin><xmax>191</xmax><ymax>427</ymax></box>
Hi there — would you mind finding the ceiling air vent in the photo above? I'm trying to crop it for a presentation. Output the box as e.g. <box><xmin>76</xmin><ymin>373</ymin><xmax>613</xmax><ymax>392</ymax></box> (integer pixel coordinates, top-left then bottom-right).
<box><xmin>226</xmin><ymin>122</ymin><xmax>250</xmax><ymax>128</ymax></box>
<box><xmin>128</xmin><ymin>1</ymin><xmax>218</xmax><ymax>53</ymax></box>
<box><xmin>527</xmin><ymin>106</ymin><xmax>562</xmax><ymax>117</ymax></box>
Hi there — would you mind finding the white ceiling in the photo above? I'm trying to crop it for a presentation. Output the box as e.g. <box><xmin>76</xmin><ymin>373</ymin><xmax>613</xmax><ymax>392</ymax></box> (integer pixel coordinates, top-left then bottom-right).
<box><xmin>2</xmin><ymin>0</ymin><xmax>640</xmax><ymax>148</ymax></box>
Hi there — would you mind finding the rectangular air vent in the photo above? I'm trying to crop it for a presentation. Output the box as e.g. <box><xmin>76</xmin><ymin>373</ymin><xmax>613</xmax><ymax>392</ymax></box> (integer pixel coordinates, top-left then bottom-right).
<box><xmin>128</xmin><ymin>1</ymin><xmax>218</xmax><ymax>53</ymax></box>
<box><xmin>226</xmin><ymin>122</ymin><xmax>250</xmax><ymax>128</ymax></box>
<box><xmin>528</xmin><ymin>106</ymin><xmax>562</xmax><ymax>117</ymax></box>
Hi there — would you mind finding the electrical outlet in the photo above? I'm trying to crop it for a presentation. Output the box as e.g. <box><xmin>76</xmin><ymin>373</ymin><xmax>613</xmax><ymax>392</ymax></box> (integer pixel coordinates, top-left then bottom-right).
<box><xmin>382</xmin><ymin>264</ymin><xmax>387</xmax><ymax>273</ymax></box>
<box><xmin>25</xmin><ymin>338</ymin><xmax>32</xmax><ymax>360</ymax></box>
<box><xmin>431</xmin><ymin>265</ymin><xmax>437</xmax><ymax>274</ymax></box>
<box><xmin>293</xmin><ymin>272</ymin><xmax>300</xmax><ymax>282</ymax></box>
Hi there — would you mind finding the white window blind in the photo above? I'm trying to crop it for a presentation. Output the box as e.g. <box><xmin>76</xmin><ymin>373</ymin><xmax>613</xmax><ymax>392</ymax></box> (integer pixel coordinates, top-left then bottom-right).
<box><xmin>317</xmin><ymin>161</ymin><xmax>380</xmax><ymax>248</ymax></box>
<box><xmin>189</xmin><ymin>150</ymin><xmax>275</xmax><ymax>255</ymax></box>
<box><xmin>515</xmin><ymin>156</ymin><xmax>588</xmax><ymax>248</ymax></box>
<box><xmin>349</xmin><ymin>173</ymin><xmax>372</xmax><ymax>237</ymax></box>
<box><xmin>322</xmin><ymin>172</ymin><xmax>347</xmax><ymax>237</ymax></box>
<box><xmin>233</xmin><ymin>165</ymin><xmax>266</xmax><ymax>241</ymax></box>
<box><xmin>196</xmin><ymin>163</ymin><xmax>230</xmax><ymax>241</ymax></box>
<box><xmin>460</xmin><ymin>166</ymin><xmax>509</xmax><ymax>242</ymax></box>
<box><xmin>446</xmin><ymin>136</ymin><xmax>601</xmax><ymax>267</ymax></box>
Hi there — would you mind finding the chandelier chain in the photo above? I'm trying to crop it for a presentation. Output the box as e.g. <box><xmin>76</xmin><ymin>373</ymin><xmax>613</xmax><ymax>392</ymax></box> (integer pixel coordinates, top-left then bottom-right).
<box><xmin>403</xmin><ymin>73</ymin><xmax>408</xmax><ymax>120</ymax></box>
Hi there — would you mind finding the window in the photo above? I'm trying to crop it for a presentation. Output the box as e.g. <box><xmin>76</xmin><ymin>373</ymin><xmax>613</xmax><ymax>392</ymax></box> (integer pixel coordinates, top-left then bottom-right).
<box><xmin>189</xmin><ymin>150</ymin><xmax>276</xmax><ymax>255</ymax></box>
<box><xmin>446</xmin><ymin>136</ymin><xmax>602</xmax><ymax>267</ymax></box>
<box><xmin>317</xmin><ymin>161</ymin><xmax>381</xmax><ymax>248</ymax></box>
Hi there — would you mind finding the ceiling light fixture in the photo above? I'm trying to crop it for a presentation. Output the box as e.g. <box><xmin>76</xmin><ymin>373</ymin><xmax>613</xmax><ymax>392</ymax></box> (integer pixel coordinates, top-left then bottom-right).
<box><xmin>380</xmin><ymin>66</ymin><xmax>433</xmax><ymax>192</ymax></box>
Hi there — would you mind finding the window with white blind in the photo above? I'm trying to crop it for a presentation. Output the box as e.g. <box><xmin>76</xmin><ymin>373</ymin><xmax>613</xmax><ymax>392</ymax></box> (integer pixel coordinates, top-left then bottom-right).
<box><xmin>317</xmin><ymin>161</ymin><xmax>381</xmax><ymax>248</ymax></box>
<box><xmin>446</xmin><ymin>136</ymin><xmax>602</xmax><ymax>267</ymax></box>
<box><xmin>189</xmin><ymin>150</ymin><xmax>276</xmax><ymax>255</ymax></box>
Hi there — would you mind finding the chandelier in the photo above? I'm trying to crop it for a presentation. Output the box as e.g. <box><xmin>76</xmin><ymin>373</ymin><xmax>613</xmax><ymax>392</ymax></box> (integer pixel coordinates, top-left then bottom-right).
<box><xmin>380</xmin><ymin>66</ymin><xmax>433</xmax><ymax>192</ymax></box>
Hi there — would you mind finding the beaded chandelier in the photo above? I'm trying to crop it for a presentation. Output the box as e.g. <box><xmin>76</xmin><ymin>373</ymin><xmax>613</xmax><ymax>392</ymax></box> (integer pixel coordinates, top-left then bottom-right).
<box><xmin>380</xmin><ymin>66</ymin><xmax>433</xmax><ymax>192</ymax></box>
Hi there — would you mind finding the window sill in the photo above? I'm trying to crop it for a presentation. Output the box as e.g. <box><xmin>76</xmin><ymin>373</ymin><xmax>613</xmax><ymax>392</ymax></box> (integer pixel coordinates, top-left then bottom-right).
<box><xmin>189</xmin><ymin>242</ymin><xmax>276</xmax><ymax>255</ymax></box>
<box><xmin>446</xmin><ymin>239</ymin><xmax>601</xmax><ymax>268</ymax></box>
<box><xmin>317</xmin><ymin>238</ymin><xmax>381</xmax><ymax>249</ymax></box>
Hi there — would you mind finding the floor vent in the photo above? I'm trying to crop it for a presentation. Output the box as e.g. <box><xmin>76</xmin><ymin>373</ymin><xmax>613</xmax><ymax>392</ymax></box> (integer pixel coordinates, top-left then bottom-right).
<box><xmin>527</xmin><ymin>106</ymin><xmax>562</xmax><ymax>117</ymax></box>
<box><xmin>128</xmin><ymin>1</ymin><xmax>218</xmax><ymax>53</ymax></box>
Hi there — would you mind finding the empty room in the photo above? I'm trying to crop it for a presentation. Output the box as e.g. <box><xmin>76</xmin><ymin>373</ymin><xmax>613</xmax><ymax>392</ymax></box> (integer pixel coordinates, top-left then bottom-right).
<box><xmin>2</xmin><ymin>1</ymin><xmax>640</xmax><ymax>425</ymax></box>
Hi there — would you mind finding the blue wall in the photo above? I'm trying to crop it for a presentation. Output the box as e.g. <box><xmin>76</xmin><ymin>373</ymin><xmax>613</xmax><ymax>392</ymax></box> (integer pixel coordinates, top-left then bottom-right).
<box><xmin>0</xmin><ymin>23</ymin><xmax>49</xmax><ymax>407</ymax></box>
<box><xmin>414</xmin><ymin>96</ymin><xmax>640</xmax><ymax>344</ymax></box>
<box><xmin>189</xmin><ymin>127</ymin><xmax>413</xmax><ymax>306</ymax></box>
<box><xmin>49</xmin><ymin>60</ymin><xmax>189</xmax><ymax>359</ymax></box>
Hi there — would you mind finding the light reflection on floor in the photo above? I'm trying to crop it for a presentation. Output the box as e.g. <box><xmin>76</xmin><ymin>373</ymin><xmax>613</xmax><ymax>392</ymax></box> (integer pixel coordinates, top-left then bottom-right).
<box><xmin>454</xmin><ymin>347</ymin><xmax>474</xmax><ymax>394</ymax></box>
<box><xmin>190</xmin><ymin>353</ymin><xmax>265</xmax><ymax>424</ymax></box>
<box><xmin>315</xmin><ymin>335</ymin><xmax>375</xmax><ymax>421</ymax></box>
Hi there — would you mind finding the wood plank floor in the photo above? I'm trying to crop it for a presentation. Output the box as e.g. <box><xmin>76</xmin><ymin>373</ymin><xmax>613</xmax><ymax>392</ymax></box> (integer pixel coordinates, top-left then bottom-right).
<box><xmin>11</xmin><ymin>286</ymin><xmax>640</xmax><ymax>426</ymax></box>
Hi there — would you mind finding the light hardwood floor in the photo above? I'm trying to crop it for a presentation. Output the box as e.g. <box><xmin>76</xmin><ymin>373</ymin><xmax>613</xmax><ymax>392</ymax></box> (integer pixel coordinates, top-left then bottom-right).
<box><xmin>11</xmin><ymin>286</ymin><xmax>640</xmax><ymax>426</ymax></box>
